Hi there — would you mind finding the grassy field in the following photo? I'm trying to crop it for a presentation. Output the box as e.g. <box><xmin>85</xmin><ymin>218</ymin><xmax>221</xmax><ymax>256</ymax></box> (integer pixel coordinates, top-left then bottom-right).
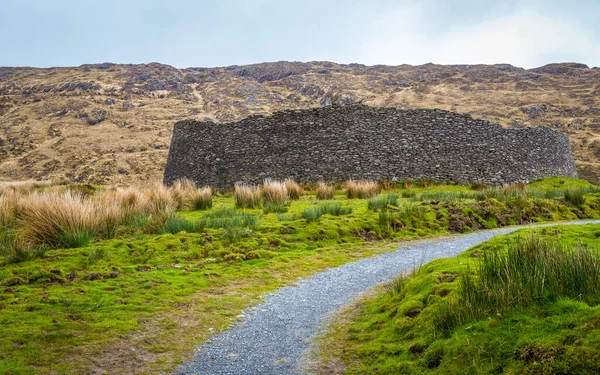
<box><xmin>0</xmin><ymin>178</ymin><xmax>599</xmax><ymax>374</ymax></box>
<box><xmin>311</xmin><ymin>223</ymin><xmax>600</xmax><ymax>375</ymax></box>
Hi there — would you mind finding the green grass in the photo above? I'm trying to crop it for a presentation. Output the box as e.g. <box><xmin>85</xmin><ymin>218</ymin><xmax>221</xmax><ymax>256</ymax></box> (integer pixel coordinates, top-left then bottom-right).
<box><xmin>368</xmin><ymin>194</ymin><xmax>399</xmax><ymax>211</ymax></box>
<box><xmin>0</xmin><ymin>177</ymin><xmax>599</xmax><ymax>374</ymax></box>
<box><xmin>263</xmin><ymin>202</ymin><xmax>289</xmax><ymax>214</ymax></box>
<box><xmin>158</xmin><ymin>214</ymin><xmax>199</xmax><ymax>234</ymax></box>
<box><xmin>301</xmin><ymin>203</ymin><xmax>353</xmax><ymax>222</ymax></box>
<box><xmin>312</xmin><ymin>224</ymin><xmax>600</xmax><ymax>375</ymax></box>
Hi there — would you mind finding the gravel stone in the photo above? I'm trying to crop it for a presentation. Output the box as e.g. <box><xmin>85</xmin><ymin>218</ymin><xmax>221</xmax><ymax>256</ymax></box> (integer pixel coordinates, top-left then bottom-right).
<box><xmin>177</xmin><ymin>220</ymin><xmax>600</xmax><ymax>375</ymax></box>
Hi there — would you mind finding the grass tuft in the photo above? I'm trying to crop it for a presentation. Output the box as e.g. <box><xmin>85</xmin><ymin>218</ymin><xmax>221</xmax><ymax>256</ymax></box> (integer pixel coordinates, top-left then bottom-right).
<box><xmin>345</xmin><ymin>180</ymin><xmax>380</xmax><ymax>199</ymax></box>
<box><xmin>302</xmin><ymin>203</ymin><xmax>352</xmax><ymax>222</ymax></box>
<box><xmin>170</xmin><ymin>178</ymin><xmax>198</xmax><ymax>209</ymax></box>
<box><xmin>263</xmin><ymin>203</ymin><xmax>288</xmax><ymax>214</ymax></box>
<box><xmin>368</xmin><ymin>193</ymin><xmax>399</xmax><ymax>211</ymax></box>
<box><xmin>159</xmin><ymin>215</ymin><xmax>199</xmax><ymax>234</ymax></box>
<box><xmin>437</xmin><ymin>235</ymin><xmax>600</xmax><ymax>334</ymax></box>
<box><xmin>0</xmin><ymin>229</ymin><xmax>47</xmax><ymax>263</ymax></box>
<box><xmin>18</xmin><ymin>191</ymin><xmax>100</xmax><ymax>248</ymax></box>
<box><xmin>262</xmin><ymin>180</ymin><xmax>288</xmax><ymax>205</ymax></box>
<box><xmin>234</xmin><ymin>184</ymin><xmax>262</xmax><ymax>209</ymax></box>
<box><xmin>284</xmin><ymin>179</ymin><xmax>304</xmax><ymax>200</ymax></box>
<box><xmin>564</xmin><ymin>188</ymin><xmax>586</xmax><ymax>207</ymax></box>
<box><xmin>198</xmin><ymin>208</ymin><xmax>258</xmax><ymax>241</ymax></box>
<box><xmin>0</xmin><ymin>190</ymin><xmax>21</xmax><ymax>227</ymax></box>
<box><xmin>316</xmin><ymin>182</ymin><xmax>335</xmax><ymax>200</ymax></box>
<box><xmin>190</xmin><ymin>187</ymin><xmax>213</xmax><ymax>210</ymax></box>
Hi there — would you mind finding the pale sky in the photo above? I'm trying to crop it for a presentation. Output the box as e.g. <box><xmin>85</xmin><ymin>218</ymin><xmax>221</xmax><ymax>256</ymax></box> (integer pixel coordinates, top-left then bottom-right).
<box><xmin>1</xmin><ymin>0</ymin><xmax>599</xmax><ymax>69</ymax></box>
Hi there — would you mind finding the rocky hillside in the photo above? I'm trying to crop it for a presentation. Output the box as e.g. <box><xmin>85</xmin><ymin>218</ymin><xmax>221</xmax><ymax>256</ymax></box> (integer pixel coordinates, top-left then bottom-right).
<box><xmin>0</xmin><ymin>61</ymin><xmax>599</xmax><ymax>186</ymax></box>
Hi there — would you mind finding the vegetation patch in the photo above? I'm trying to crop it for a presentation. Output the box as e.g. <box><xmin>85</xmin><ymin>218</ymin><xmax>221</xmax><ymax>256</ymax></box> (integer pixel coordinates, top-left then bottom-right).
<box><xmin>316</xmin><ymin>182</ymin><xmax>336</xmax><ymax>200</ymax></box>
<box><xmin>0</xmin><ymin>177</ymin><xmax>599</xmax><ymax>374</ymax></box>
<box><xmin>345</xmin><ymin>180</ymin><xmax>380</xmax><ymax>199</ymax></box>
<box><xmin>311</xmin><ymin>224</ymin><xmax>600</xmax><ymax>375</ymax></box>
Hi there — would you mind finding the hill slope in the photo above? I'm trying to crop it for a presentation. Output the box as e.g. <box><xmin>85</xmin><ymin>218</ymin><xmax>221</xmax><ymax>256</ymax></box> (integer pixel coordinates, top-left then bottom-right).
<box><xmin>1</xmin><ymin>61</ymin><xmax>599</xmax><ymax>186</ymax></box>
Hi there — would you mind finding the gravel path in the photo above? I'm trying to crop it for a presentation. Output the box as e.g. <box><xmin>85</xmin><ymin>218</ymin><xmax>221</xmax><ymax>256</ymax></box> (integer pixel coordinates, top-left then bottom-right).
<box><xmin>177</xmin><ymin>220</ymin><xmax>600</xmax><ymax>375</ymax></box>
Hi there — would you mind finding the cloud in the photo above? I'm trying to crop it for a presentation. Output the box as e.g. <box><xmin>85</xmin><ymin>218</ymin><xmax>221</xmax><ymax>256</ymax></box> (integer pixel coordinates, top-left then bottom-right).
<box><xmin>360</xmin><ymin>9</ymin><xmax>600</xmax><ymax>68</ymax></box>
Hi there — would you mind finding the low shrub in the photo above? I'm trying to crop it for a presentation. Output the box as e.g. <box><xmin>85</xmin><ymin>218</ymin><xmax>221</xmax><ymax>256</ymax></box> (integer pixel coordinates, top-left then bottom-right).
<box><xmin>316</xmin><ymin>183</ymin><xmax>335</xmax><ymax>200</ymax></box>
<box><xmin>345</xmin><ymin>180</ymin><xmax>380</xmax><ymax>199</ymax></box>
<box><xmin>234</xmin><ymin>184</ymin><xmax>261</xmax><ymax>208</ymax></box>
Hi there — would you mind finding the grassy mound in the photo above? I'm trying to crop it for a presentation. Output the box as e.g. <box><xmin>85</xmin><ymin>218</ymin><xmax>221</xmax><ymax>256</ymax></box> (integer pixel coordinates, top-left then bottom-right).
<box><xmin>313</xmin><ymin>224</ymin><xmax>600</xmax><ymax>375</ymax></box>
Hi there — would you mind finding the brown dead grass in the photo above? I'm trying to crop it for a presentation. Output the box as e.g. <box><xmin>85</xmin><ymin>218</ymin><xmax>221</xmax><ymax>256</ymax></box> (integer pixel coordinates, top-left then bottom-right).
<box><xmin>262</xmin><ymin>180</ymin><xmax>288</xmax><ymax>205</ymax></box>
<box><xmin>344</xmin><ymin>180</ymin><xmax>380</xmax><ymax>199</ymax></box>
<box><xmin>234</xmin><ymin>184</ymin><xmax>262</xmax><ymax>208</ymax></box>
<box><xmin>316</xmin><ymin>183</ymin><xmax>336</xmax><ymax>200</ymax></box>
<box><xmin>284</xmin><ymin>178</ymin><xmax>304</xmax><ymax>200</ymax></box>
<box><xmin>2</xmin><ymin>182</ymin><xmax>191</xmax><ymax>248</ymax></box>
<box><xmin>189</xmin><ymin>186</ymin><xmax>213</xmax><ymax>210</ymax></box>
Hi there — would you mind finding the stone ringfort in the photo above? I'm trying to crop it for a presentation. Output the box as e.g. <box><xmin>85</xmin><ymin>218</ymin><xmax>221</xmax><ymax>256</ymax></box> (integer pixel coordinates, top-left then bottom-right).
<box><xmin>164</xmin><ymin>104</ymin><xmax>577</xmax><ymax>188</ymax></box>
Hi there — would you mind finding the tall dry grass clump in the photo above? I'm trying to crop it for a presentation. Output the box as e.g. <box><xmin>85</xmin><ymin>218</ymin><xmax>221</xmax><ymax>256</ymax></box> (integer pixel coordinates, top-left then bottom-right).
<box><xmin>262</xmin><ymin>180</ymin><xmax>288</xmax><ymax>205</ymax></box>
<box><xmin>0</xmin><ymin>181</ymin><xmax>194</xmax><ymax>253</ymax></box>
<box><xmin>0</xmin><ymin>180</ymin><xmax>53</xmax><ymax>195</ymax></box>
<box><xmin>190</xmin><ymin>187</ymin><xmax>213</xmax><ymax>210</ymax></box>
<box><xmin>168</xmin><ymin>178</ymin><xmax>213</xmax><ymax>210</ymax></box>
<box><xmin>18</xmin><ymin>191</ymin><xmax>100</xmax><ymax>248</ymax></box>
<box><xmin>316</xmin><ymin>182</ymin><xmax>335</xmax><ymax>200</ymax></box>
<box><xmin>144</xmin><ymin>185</ymin><xmax>177</xmax><ymax>229</ymax></box>
<box><xmin>170</xmin><ymin>178</ymin><xmax>198</xmax><ymax>208</ymax></box>
<box><xmin>344</xmin><ymin>180</ymin><xmax>380</xmax><ymax>199</ymax></box>
<box><xmin>235</xmin><ymin>184</ymin><xmax>262</xmax><ymax>208</ymax></box>
<box><xmin>108</xmin><ymin>188</ymin><xmax>149</xmax><ymax>218</ymax></box>
<box><xmin>284</xmin><ymin>179</ymin><xmax>304</xmax><ymax>200</ymax></box>
<box><xmin>0</xmin><ymin>190</ymin><xmax>22</xmax><ymax>227</ymax></box>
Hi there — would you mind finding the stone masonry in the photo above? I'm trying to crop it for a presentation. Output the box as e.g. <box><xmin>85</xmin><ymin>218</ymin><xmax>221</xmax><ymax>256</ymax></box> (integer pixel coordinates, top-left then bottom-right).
<box><xmin>163</xmin><ymin>104</ymin><xmax>577</xmax><ymax>188</ymax></box>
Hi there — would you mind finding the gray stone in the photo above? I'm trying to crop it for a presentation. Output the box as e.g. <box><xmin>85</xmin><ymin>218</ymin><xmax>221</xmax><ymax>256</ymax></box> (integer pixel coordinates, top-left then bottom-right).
<box><xmin>164</xmin><ymin>104</ymin><xmax>577</xmax><ymax>188</ymax></box>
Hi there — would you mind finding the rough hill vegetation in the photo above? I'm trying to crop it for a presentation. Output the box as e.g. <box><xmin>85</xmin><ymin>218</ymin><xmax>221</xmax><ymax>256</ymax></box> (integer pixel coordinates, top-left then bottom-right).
<box><xmin>1</xmin><ymin>61</ymin><xmax>599</xmax><ymax>186</ymax></box>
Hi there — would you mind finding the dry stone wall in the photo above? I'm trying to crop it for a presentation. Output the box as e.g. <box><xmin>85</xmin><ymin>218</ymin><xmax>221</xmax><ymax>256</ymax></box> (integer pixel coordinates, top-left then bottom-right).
<box><xmin>163</xmin><ymin>104</ymin><xmax>577</xmax><ymax>188</ymax></box>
